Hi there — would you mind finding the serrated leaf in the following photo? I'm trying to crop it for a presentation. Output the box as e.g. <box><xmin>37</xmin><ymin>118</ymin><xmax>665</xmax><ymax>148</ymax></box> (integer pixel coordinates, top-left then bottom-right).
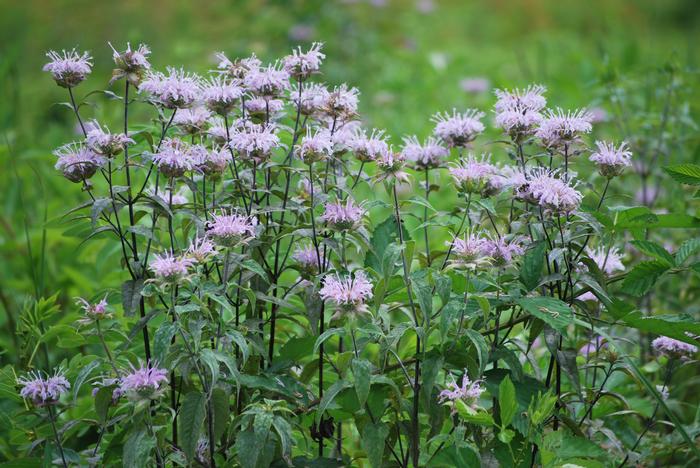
<box><xmin>517</xmin><ymin>297</ymin><xmax>573</xmax><ymax>332</ymax></box>
<box><xmin>676</xmin><ymin>238</ymin><xmax>700</xmax><ymax>265</ymax></box>
<box><xmin>663</xmin><ymin>164</ymin><xmax>700</xmax><ymax>185</ymax></box>
<box><xmin>621</xmin><ymin>260</ymin><xmax>669</xmax><ymax>296</ymax></box>
<box><xmin>631</xmin><ymin>240</ymin><xmax>675</xmax><ymax>266</ymax></box>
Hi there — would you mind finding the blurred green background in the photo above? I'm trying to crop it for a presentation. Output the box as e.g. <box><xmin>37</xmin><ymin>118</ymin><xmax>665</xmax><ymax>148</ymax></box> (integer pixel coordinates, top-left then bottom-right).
<box><xmin>0</xmin><ymin>0</ymin><xmax>699</xmax><ymax>360</ymax></box>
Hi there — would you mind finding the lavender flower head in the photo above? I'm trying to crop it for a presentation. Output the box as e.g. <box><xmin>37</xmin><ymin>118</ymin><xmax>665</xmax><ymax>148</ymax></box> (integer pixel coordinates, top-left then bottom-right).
<box><xmin>109</xmin><ymin>42</ymin><xmax>151</xmax><ymax>86</ymax></box>
<box><xmin>401</xmin><ymin>136</ymin><xmax>449</xmax><ymax>170</ymax></box>
<box><xmin>229</xmin><ymin>124</ymin><xmax>280</xmax><ymax>163</ymax></box>
<box><xmin>193</xmin><ymin>145</ymin><xmax>231</xmax><ymax>177</ymax></box>
<box><xmin>18</xmin><ymin>370</ymin><xmax>71</xmax><ymax>406</ymax></box>
<box><xmin>76</xmin><ymin>296</ymin><xmax>110</xmax><ymax>320</ymax></box>
<box><xmin>432</xmin><ymin>109</ymin><xmax>485</xmax><ymax>147</ymax></box>
<box><xmin>151</xmin><ymin>138</ymin><xmax>194</xmax><ymax>177</ymax></box>
<box><xmin>652</xmin><ymin>336</ymin><xmax>697</xmax><ymax>359</ymax></box>
<box><xmin>172</xmin><ymin>107</ymin><xmax>211</xmax><ymax>136</ymax></box>
<box><xmin>375</xmin><ymin>149</ymin><xmax>410</xmax><ymax>183</ymax></box>
<box><xmin>536</xmin><ymin>108</ymin><xmax>593</xmax><ymax>149</ymax></box>
<box><xmin>349</xmin><ymin>129</ymin><xmax>390</xmax><ymax>162</ymax></box>
<box><xmin>186</xmin><ymin>237</ymin><xmax>217</xmax><ymax>263</ymax></box>
<box><xmin>449</xmin><ymin>154</ymin><xmax>501</xmax><ymax>197</ymax></box>
<box><xmin>448</xmin><ymin>231</ymin><xmax>491</xmax><ymax>270</ymax></box>
<box><xmin>85</xmin><ymin>120</ymin><xmax>134</xmax><ymax>157</ymax></box>
<box><xmin>283</xmin><ymin>42</ymin><xmax>325</xmax><ymax>80</ymax></box>
<box><xmin>320</xmin><ymin>271</ymin><xmax>373</xmax><ymax>319</ymax></box>
<box><xmin>482</xmin><ymin>236</ymin><xmax>524</xmax><ymax>267</ymax></box>
<box><xmin>244</xmin><ymin>97</ymin><xmax>285</xmax><ymax>120</ymax></box>
<box><xmin>579</xmin><ymin>246</ymin><xmax>624</xmax><ymax>301</ymax></box>
<box><xmin>244</xmin><ymin>63</ymin><xmax>290</xmax><ymax>97</ymax></box>
<box><xmin>293</xmin><ymin>244</ymin><xmax>321</xmax><ymax>277</ymax></box>
<box><xmin>202</xmin><ymin>76</ymin><xmax>243</xmax><ymax>116</ymax></box>
<box><xmin>43</xmin><ymin>49</ymin><xmax>92</xmax><ymax>88</ymax></box>
<box><xmin>494</xmin><ymin>84</ymin><xmax>547</xmax><ymax>114</ymax></box>
<box><xmin>119</xmin><ymin>362</ymin><xmax>169</xmax><ymax>401</ymax></box>
<box><xmin>320</xmin><ymin>198</ymin><xmax>365</xmax><ymax>231</ymax></box>
<box><xmin>139</xmin><ymin>67</ymin><xmax>201</xmax><ymax>109</ymax></box>
<box><xmin>589</xmin><ymin>141</ymin><xmax>632</xmax><ymax>178</ymax></box>
<box><xmin>150</xmin><ymin>252</ymin><xmax>195</xmax><ymax>283</ymax></box>
<box><xmin>526</xmin><ymin>169</ymin><xmax>582</xmax><ymax>213</ymax></box>
<box><xmin>215</xmin><ymin>52</ymin><xmax>262</xmax><ymax>80</ymax></box>
<box><xmin>298</xmin><ymin>129</ymin><xmax>334</xmax><ymax>164</ymax></box>
<box><xmin>323</xmin><ymin>84</ymin><xmax>360</xmax><ymax>119</ymax></box>
<box><xmin>291</xmin><ymin>83</ymin><xmax>329</xmax><ymax>116</ymax></box>
<box><xmin>54</xmin><ymin>142</ymin><xmax>105</xmax><ymax>183</ymax></box>
<box><xmin>438</xmin><ymin>373</ymin><xmax>484</xmax><ymax>413</ymax></box>
<box><xmin>207</xmin><ymin>211</ymin><xmax>258</xmax><ymax>247</ymax></box>
<box><xmin>460</xmin><ymin>77</ymin><xmax>490</xmax><ymax>94</ymax></box>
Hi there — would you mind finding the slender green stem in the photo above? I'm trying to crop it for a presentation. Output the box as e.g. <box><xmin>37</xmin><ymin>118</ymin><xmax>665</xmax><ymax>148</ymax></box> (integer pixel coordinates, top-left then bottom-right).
<box><xmin>46</xmin><ymin>405</ymin><xmax>68</xmax><ymax>468</ymax></box>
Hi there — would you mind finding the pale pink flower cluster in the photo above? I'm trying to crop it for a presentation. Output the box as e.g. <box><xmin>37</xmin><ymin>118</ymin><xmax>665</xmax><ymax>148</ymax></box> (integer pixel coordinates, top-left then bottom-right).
<box><xmin>651</xmin><ymin>336</ymin><xmax>697</xmax><ymax>358</ymax></box>
<box><xmin>375</xmin><ymin>150</ymin><xmax>409</xmax><ymax>183</ymax></box>
<box><xmin>432</xmin><ymin>109</ymin><xmax>485</xmax><ymax>147</ymax></box>
<box><xmin>526</xmin><ymin>169</ymin><xmax>582</xmax><ymax>213</ymax></box>
<box><xmin>151</xmin><ymin>138</ymin><xmax>195</xmax><ymax>177</ymax></box>
<box><xmin>298</xmin><ymin>129</ymin><xmax>334</xmax><ymax>164</ymax></box>
<box><xmin>448</xmin><ymin>154</ymin><xmax>502</xmax><ymax>197</ymax></box>
<box><xmin>192</xmin><ymin>145</ymin><xmax>231</xmax><ymax>177</ymax></box>
<box><xmin>320</xmin><ymin>198</ymin><xmax>365</xmax><ymax>230</ymax></box>
<box><xmin>85</xmin><ymin>121</ymin><xmax>134</xmax><ymax>157</ymax></box>
<box><xmin>579</xmin><ymin>247</ymin><xmax>624</xmax><ymax>301</ymax></box>
<box><xmin>244</xmin><ymin>97</ymin><xmax>284</xmax><ymax>117</ymax></box>
<box><xmin>293</xmin><ymin>244</ymin><xmax>321</xmax><ymax>276</ymax></box>
<box><xmin>109</xmin><ymin>42</ymin><xmax>151</xmax><ymax>85</ymax></box>
<box><xmin>349</xmin><ymin>129</ymin><xmax>391</xmax><ymax>162</ymax></box>
<box><xmin>119</xmin><ymin>362</ymin><xmax>169</xmax><ymax>401</ymax></box>
<box><xmin>207</xmin><ymin>211</ymin><xmax>258</xmax><ymax>247</ymax></box>
<box><xmin>186</xmin><ymin>237</ymin><xmax>217</xmax><ymax>263</ymax></box>
<box><xmin>438</xmin><ymin>373</ymin><xmax>484</xmax><ymax>412</ymax></box>
<box><xmin>201</xmin><ymin>76</ymin><xmax>243</xmax><ymax>115</ymax></box>
<box><xmin>139</xmin><ymin>67</ymin><xmax>201</xmax><ymax>109</ymax></box>
<box><xmin>589</xmin><ymin>141</ymin><xmax>632</xmax><ymax>178</ymax></box>
<box><xmin>320</xmin><ymin>271</ymin><xmax>373</xmax><ymax>318</ymax></box>
<box><xmin>482</xmin><ymin>237</ymin><xmax>524</xmax><ymax>266</ymax></box>
<box><xmin>18</xmin><ymin>370</ymin><xmax>71</xmax><ymax>406</ymax></box>
<box><xmin>283</xmin><ymin>42</ymin><xmax>325</xmax><ymax>80</ymax></box>
<box><xmin>323</xmin><ymin>84</ymin><xmax>360</xmax><ymax>119</ymax></box>
<box><xmin>494</xmin><ymin>85</ymin><xmax>547</xmax><ymax>140</ymax></box>
<box><xmin>173</xmin><ymin>107</ymin><xmax>212</xmax><ymax>135</ymax></box>
<box><xmin>43</xmin><ymin>49</ymin><xmax>93</xmax><ymax>88</ymax></box>
<box><xmin>536</xmin><ymin>108</ymin><xmax>593</xmax><ymax>148</ymax></box>
<box><xmin>76</xmin><ymin>296</ymin><xmax>109</xmax><ymax>319</ymax></box>
<box><xmin>216</xmin><ymin>52</ymin><xmax>262</xmax><ymax>80</ymax></box>
<box><xmin>291</xmin><ymin>83</ymin><xmax>330</xmax><ymax>116</ymax></box>
<box><xmin>150</xmin><ymin>252</ymin><xmax>196</xmax><ymax>282</ymax></box>
<box><xmin>54</xmin><ymin>142</ymin><xmax>105</xmax><ymax>183</ymax></box>
<box><xmin>229</xmin><ymin>124</ymin><xmax>280</xmax><ymax>163</ymax></box>
<box><xmin>449</xmin><ymin>232</ymin><xmax>491</xmax><ymax>269</ymax></box>
<box><xmin>401</xmin><ymin>136</ymin><xmax>449</xmax><ymax>169</ymax></box>
<box><xmin>244</xmin><ymin>63</ymin><xmax>290</xmax><ymax>97</ymax></box>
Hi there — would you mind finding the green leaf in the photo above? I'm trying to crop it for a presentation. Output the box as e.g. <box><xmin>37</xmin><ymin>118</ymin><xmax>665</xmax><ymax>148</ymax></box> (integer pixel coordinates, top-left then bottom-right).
<box><xmin>517</xmin><ymin>297</ymin><xmax>573</xmax><ymax>332</ymax></box>
<box><xmin>153</xmin><ymin>322</ymin><xmax>177</xmax><ymax>365</ymax></box>
<box><xmin>520</xmin><ymin>241</ymin><xmax>546</xmax><ymax>291</ymax></box>
<box><xmin>179</xmin><ymin>391</ymin><xmax>207</xmax><ymax>462</ymax></box>
<box><xmin>631</xmin><ymin>240</ymin><xmax>675</xmax><ymax>266</ymax></box>
<box><xmin>365</xmin><ymin>216</ymin><xmax>411</xmax><ymax>273</ymax></box>
<box><xmin>241</xmin><ymin>259</ymin><xmax>268</xmax><ymax>280</ymax></box>
<box><xmin>454</xmin><ymin>400</ymin><xmax>495</xmax><ymax>426</ymax></box>
<box><xmin>123</xmin><ymin>425</ymin><xmax>154</xmax><ymax>468</ymax></box>
<box><xmin>94</xmin><ymin>386</ymin><xmax>113</xmax><ymax>424</ymax></box>
<box><xmin>621</xmin><ymin>260</ymin><xmax>670</xmax><ymax>296</ymax></box>
<box><xmin>361</xmin><ymin>422</ymin><xmax>389</xmax><ymax>468</ymax></box>
<box><xmin>498</xmin><ymin>375</ymin><xmax>517</xmax><ymax>427</ymax></box>
<box><xmin>676</xmin><ymin>238</ymin><xmax>700</xmax><ymax>265</ymax></box>
<box><xmin>121</xmin><ymin>279</ymin><xmax>144</xmax><ymax>317</ymax></box>
<box><xmin>464</xmin><ymin>329</ymin><xmax>489</xmax><ymax>377</ymax></box>
<box><xmin>313</xmin><ymin>327</ymin><xmax>345</xmax><ymax>353</ymax></box>
<box><xmin>90</xmin><ymin>198</ymin><xmax>112</xmax><ymax>228</ymax></box>
<box><xmin>316</xmin><ymin>380</ymin><xmax>350</xmax><ymax>423</ymax></box>
<box><xmin>663</xmin><ymin>164</ymin><xmax>700</xmax><ymax>185</ymax></box>
<box><xmin>351</xmin><ymin>358</ymin><xmax>372</xmax><ymax>408</ymax></box>
<box><xmin>211</xmin><ymin>388</ymin><xmax>230</xmax><ymax>440</ymax></box>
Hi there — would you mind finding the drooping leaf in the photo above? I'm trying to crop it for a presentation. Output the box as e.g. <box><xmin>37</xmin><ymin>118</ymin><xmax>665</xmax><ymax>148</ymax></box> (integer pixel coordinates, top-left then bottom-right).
<box><xmin>498</xmin><ymin>375</ymin><xmax>517</xmax><ymax>427</ymax></box>
<box><xmin>123</xmin><ymin>425</ymin><xmax>154</xmax><ymax>468</ymax></box>
<box><xmin>621</xmin><ymin>260</ymin><xmax>670</xmax><ymax>296</ymax></box>
<box><xmin>179</xmin><ymin>391</ymin><xmax>207</xmax><ymax>462</ymax></box>
<box><xmin>361</xmin><ymin>422</ymin><xmax>389</xmax><ymax>468</ymax></box>
<box><xmin>351</xmin><ymin>358</ymin><xmax>372</xmax><ymax>408</ymax></box>
<box><xmin>520</xmin><ymin>241</ymin><xmax>546</xmax><ymax>291</ymax></box>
